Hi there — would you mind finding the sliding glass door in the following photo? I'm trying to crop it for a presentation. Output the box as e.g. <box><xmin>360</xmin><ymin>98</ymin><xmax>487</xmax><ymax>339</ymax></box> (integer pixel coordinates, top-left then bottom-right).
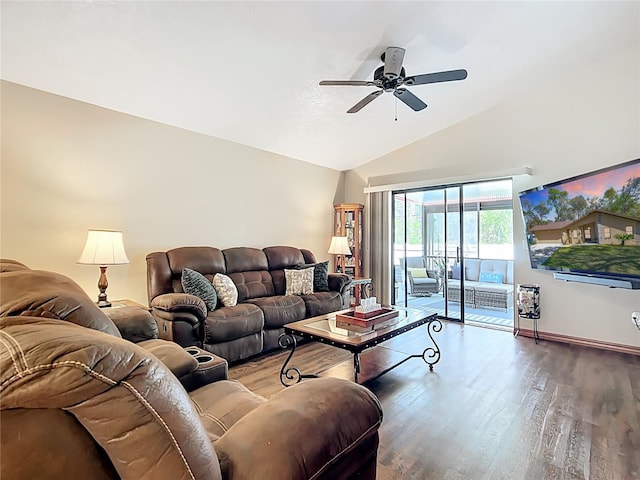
<box><xmin>392</xmin><ymin>179</ymin><xmax>514</xmax><ymax>327</ymax></box>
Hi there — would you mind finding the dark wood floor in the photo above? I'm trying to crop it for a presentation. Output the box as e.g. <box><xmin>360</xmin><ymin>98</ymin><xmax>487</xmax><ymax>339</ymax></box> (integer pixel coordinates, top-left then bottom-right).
<box><xmin>228</xmin><ymin>320</ymin><xmax>640</xmax><ymax>480</ymax></box>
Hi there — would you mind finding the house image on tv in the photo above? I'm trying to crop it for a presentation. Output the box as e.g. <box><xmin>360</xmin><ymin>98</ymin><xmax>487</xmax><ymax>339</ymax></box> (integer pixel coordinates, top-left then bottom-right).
<box><xmin>529</xmin><ymin>209</ymin><xmax>640</xmax><ymax>245</ymax></box>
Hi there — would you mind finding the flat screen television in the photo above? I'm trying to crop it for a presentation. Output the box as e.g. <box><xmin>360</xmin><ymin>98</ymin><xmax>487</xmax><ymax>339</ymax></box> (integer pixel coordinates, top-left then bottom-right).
<box><xmin>518</xmin><ymin>158</ymin><xmax>640</xmax><ymax>289</ymax></box>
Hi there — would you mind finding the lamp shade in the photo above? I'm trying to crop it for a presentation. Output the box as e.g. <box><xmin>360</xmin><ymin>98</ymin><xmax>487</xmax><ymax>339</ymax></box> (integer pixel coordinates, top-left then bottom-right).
<box><xmin>328</xmin><ymin>236</ymin><xmax>352</xmax><ymax>255</ymax></box>
<box><xmin>77</xmin><ymin>230</ymin><xmax>129</xmax><ymax>266</ymax></box>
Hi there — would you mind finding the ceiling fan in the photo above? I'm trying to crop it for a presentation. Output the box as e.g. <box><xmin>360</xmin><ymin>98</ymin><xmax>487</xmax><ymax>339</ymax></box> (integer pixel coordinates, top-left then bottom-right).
<box><xmin>319</xmin><ymin>46</ymin><xmax>468</xmax><ymax>113</ymax></box>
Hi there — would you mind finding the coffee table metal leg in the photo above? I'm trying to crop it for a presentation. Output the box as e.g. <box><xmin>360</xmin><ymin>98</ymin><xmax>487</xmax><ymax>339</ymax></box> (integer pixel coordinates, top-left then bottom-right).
<box><xmin>353</xmin><ymin>352</ymin><xmax>361</xmax><ymax>383</ymax></box>
<box><xmin>278</xmin><ymin>333</ymin><xmax>317</xmax><ymax>386</ymax></box>
<box><xmin>422</xmin><ymin>317</ymin><xmax>443</xmax><ymax>370</ymax></box>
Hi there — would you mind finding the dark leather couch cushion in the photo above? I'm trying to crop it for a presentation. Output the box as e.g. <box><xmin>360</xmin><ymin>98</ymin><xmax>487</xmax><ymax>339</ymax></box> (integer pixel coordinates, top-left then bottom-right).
<box><xmin>263</xmin><ymin>247</ymin><xmax>312</xmax><ymax>296</ymax></box>
<box><xmin>190</xmin><ymin>380</ymin><xmax>266</xmax><ymax>438</ymax></box>
<box><xmin>104</xmin><ymin>307</ymin><xmax>159</xmax><ymax>342</ymax></box>
<box><xmin>167</xmin><ymin>247</ymin><xmax>226</xmax><ymax>276</ymax></box>
<box><xmin>263</xmin><ymin>246</ymin><xmax>306</xmax><ymax>270</ymax></box>
<box><xmin>138</xmin><ymin>339</ymin><xmax>199</xmax><ymax>378</ymax></box>
<box><xmin>205</xmin><ymin>304</ymin><xmax>264</xmax><ymax>343</ymax></box>
<box><xmin>205</xmin><ymin>333</ymin><xmax>263</xmax><ymax>363</ymax></box>
<box><xmin>245</xmin><ymin>295</ymin><xmax>306</xmax><ymax>328</ymax></box>
<box><xmin>0</xmin><ymin>269</ymin><xmax>122</xmax><ymax>338</ymax></box>
<box><xmin>0</xmin><ymin>259</ymin><xmax>30</xmax><ymax>273</ymax></box>
<box><xmin>223</xmin><ymin>247</ymin><xmax>268</xmax><ymax>273</ymax></box>
<box><xmin>229</xmin><ymin>271</ymin><xmax>275</xmax><ymax>302</ymax></box>
<box><xmin>161</xmin><ymin>247</ymin><xmax>226</xmax><ymax>295</ymax></box>
<box><xmin>300</xmin><ymin>292</ymin><xmax>343</xmax><ymax>317</ymax></box>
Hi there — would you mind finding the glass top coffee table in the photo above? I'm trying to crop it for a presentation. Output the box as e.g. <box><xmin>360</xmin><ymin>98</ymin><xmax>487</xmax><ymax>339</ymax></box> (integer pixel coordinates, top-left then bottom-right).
<box><xmin>278</xmin><ymin>306</ymin><xmax>441</xmax><ymax>386</ymax></box>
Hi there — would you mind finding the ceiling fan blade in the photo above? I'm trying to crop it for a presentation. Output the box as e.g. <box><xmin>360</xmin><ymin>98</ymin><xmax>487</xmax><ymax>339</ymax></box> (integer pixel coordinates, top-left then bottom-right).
<box><xmin>394</xmin><ymin>88</ymin><xmax>427</xmax><ymax>111</ymax></box>
<box><xmin>405</xmin><ymin>69</ymin><xmax>468</xmax><ymax>86</ymax></box>
<box><xmin>347</xmin><ymin>90</ymin><xmax>383</xmax><ymax>113</ymax></box>
<box><xmin>383</xmin><ymin>46</ymin><xmax>405</xmax><ymax>79</ymax></box>
<box><xmin>320</xmin><ymin>80</ymin><xmax>377</xmax><ymax>86</ymax></box>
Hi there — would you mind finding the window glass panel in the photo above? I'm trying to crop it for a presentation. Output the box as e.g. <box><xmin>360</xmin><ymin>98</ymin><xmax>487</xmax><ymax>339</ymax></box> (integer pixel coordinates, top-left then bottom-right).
<box><xmin>479</xmin><ymin>209</ymin><xmax>514</xmax><ymax>259</ymax></box>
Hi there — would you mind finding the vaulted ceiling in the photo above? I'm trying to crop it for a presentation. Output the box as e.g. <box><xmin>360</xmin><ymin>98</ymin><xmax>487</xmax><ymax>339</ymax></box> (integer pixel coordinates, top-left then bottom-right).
<box><xmin>2</xmin><ymin>1</ymin><xmax>637</xmax><ymax>171</ymax></box>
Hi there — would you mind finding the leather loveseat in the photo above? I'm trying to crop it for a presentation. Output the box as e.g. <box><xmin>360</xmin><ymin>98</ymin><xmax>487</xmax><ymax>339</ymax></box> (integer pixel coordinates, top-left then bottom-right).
<box><xmin>147</xmin><ymin>246</ymin><xmax>352</xmax><ymax>363</ymax></box>
<box><xmin>0</xmin><ymin>260</ymin><xmax>383</xmax><ymax>480</ymax></box>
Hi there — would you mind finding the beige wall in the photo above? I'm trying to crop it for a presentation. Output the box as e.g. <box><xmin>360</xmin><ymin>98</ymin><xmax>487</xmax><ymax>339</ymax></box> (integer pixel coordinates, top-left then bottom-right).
<box><xmin>1</xmin><ymin>81</ymin><xmax>343</xmax><ymax>305</ymax></box>
<box><xmin>346</xmin><ymin>46</ymin><xmax>640</xmax><ymax>349</ymax></box>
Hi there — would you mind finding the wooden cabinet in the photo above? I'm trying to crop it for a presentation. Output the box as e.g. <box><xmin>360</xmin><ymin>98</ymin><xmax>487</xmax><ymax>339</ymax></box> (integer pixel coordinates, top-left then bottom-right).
<box><xmin>333</xmin><ymin>203</ymin><xmax>364</xmax><ymax>277</ymax></box>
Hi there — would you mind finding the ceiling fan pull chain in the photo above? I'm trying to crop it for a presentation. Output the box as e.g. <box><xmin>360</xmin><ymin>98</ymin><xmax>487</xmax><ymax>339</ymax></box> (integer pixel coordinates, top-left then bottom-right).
<box><xmin>395</xmin><ymin>96</ymin><xmax>398</xmax><ymax>122</ymax></box>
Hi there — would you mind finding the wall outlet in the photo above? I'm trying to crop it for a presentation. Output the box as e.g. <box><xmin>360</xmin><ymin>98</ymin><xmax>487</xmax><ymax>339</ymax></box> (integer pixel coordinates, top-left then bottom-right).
<box><xmin>632</xmin><ymin>312</ymin><xmax>640</xmax><ymax>325</ymax></box>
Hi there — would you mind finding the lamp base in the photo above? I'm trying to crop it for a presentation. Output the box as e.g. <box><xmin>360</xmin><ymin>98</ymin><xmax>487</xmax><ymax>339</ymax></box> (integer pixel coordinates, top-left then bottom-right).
<box><xmin>96</xmin><ymin>266</ymin><xmax>111</xmax><ymax>308</ymax></box>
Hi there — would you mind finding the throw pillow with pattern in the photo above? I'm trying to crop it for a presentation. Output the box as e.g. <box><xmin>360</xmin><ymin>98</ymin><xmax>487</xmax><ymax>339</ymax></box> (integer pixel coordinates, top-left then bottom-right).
<box><xmin>213</xmin><ymin>273</ymin><xmax>238</xmax><ymax>307</ymax></box>
<box><xmin>294</xmin><ymin>261</ymin><xmax>330</xmax><ymax>292</ymax></box>
<box><xmin>479</xmin><ymin>272</ymin><xmax>504</xmax><ymax>284</ymax></box>
<box><xmin>285</xmin><ymin>267</ymin><xmax>314</xmax><ymax>295</ymax></box>
<box><xmin>181</xmin><ymin>268</ymin><xmax>217</xmax><ymax>312</ymax></box>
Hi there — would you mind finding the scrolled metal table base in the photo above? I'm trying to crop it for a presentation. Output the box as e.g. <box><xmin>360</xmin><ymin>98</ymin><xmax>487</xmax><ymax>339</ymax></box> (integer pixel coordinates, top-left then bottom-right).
<box><xmin>278</xmin><ymin>315</ymin><xmax>442</xmax><ymax>386</ymax></box>
<box><xmin>278</xmin><ymin>333</ymin><xmax>317</xmax><ymax>386</ymax></box>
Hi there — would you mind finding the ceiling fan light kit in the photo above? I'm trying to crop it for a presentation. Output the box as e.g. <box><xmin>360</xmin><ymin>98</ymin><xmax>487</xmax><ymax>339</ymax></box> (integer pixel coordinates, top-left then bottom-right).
<box><xmin>320</xmin><ymin>46</ymin><xmax>468</xmax><ymax>114</ymax></box>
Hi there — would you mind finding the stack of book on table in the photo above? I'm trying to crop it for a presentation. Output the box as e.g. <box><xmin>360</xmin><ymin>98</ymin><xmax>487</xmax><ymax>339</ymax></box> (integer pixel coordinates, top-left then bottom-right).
<box><xmin>336</xmin><ymin>298</ymin><xmax>400</xmax><ymax>333</ymax></box>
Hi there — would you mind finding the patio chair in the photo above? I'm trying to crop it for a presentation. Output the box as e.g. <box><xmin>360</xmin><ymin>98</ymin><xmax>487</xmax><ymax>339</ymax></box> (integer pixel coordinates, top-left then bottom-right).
<box><xmin>402</xmin><ymin>257</ymin><xmax>441</xmax><ymax>296</ymax></box>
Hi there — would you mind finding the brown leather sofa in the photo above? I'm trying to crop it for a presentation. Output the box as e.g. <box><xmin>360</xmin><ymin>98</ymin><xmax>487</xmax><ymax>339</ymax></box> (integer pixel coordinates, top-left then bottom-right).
<box><xmin>0</xmin><ymin>260</ymin><xmax>383</xmax><ymax>480</ymax></box>
<box><xmin>147</xmin><ymin>246</ymin><xmax>352</xmax><ymax>363</ymax></box>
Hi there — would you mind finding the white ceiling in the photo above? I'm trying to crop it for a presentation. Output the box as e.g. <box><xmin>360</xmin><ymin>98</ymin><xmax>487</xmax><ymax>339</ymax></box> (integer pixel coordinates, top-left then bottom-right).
<box><xmin>1</xmin><ymin>1</ymin><xmax>637</xmax><ymax>171</ymax></box>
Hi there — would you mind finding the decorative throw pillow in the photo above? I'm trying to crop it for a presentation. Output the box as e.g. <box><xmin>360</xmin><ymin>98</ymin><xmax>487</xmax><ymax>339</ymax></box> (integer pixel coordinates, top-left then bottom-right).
<box><xmin>451</xmin><ymin>265</ymin><xmax>461</xmax><ymax>280</ymax></box>
<box><xmin>285</xmin><ymin>267</ymin><xmax>314</xmax><ymax>295</ymax></box>
<box><xmin>294</xmin><ymin>261</ymin><xmax>330</xmax><ymax>292</ymax></box>
<box><xmin>213</xmin><ymin>273</ymin><xmax>238</xmax><ymax>307</ymax></box>
<box><xmin>408</xmin><ymin>267</ymin><xmax>428</xmax><ymax>278</ymax></box>
<box><xmin>181</xmin><ymin>268</ymin><xmax>217</xmax><ymax>312</ymax></box>
<box><xmin>479</xmin><ymin>272</ymin><xmax>504</xmax><ymax>284</ymax></box>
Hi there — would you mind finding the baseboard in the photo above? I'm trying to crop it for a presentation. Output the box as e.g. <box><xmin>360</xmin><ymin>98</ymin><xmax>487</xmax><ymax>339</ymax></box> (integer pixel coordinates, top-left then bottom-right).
<box><xmin>516</xmin><ymin>328</ymin><xmax>640</xmax><ymax>356</ymax></box>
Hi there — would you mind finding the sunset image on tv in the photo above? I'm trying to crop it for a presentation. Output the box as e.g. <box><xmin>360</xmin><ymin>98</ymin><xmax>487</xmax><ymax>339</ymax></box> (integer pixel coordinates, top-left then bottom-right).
<box><xmin>519</xmin><ymin>159</ymin><xmax>640</xmax><ymax>277</ymax></box>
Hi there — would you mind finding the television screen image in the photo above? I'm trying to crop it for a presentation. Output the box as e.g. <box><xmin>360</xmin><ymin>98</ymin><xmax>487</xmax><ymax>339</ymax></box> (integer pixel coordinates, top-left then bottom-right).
<box><xmin>519</xmin><ymin>158</ymin><xmax>640</xmax><ymax>285</ymax></box>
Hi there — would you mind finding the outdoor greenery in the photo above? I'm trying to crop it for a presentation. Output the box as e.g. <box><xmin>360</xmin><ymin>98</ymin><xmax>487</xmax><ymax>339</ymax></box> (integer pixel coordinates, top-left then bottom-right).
<box><xmin>480</xmin><ymin>210</ymin><xmax>513</xmax><ymax>244</ymax></box>
<box><xmin>615</xmin><ymin>233</ymin><xmax>634</xmax><ymax>245</ymax></box>
<box><xmin>394</xmin><ymin>199</ymin><xmax>424</xmax><ymax>245</ymax></box>
<box><xmin>394</xmin><ymin>200</ymin><xmax>513</xmax><ymax>247</ymax></box>
<box><xmin>543</xmin><ymin>244</ymin><xmax>640</xmax><ymax>275</ymax></box>
<box><xmin>522</xmin><ymin>176</ymin><xmax>640</xmax><ymax>230</ymax></box>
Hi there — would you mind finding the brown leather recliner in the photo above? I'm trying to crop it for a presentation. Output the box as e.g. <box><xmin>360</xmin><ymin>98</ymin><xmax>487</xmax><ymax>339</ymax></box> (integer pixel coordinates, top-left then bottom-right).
<box><xmin>0</xmin><ymin>261</ymin><xmax>383</xmax><ymax>480</ymax></box>
<box><xmin>0</xmin><ymin>259</ymin><xmax>227</xmax><ymax>391</ymax></box>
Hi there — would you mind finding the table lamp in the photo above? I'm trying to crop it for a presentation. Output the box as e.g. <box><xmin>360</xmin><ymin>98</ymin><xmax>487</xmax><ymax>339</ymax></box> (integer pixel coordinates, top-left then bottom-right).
<box><xmin>77</xmin><ymin>229</ymin><xmax>129</xmax><ymax>308</ymax></box>
<box><xmin>328</xmin><ymin>236</ymin><xmax>351</xmax><ymax>273</ymax></box>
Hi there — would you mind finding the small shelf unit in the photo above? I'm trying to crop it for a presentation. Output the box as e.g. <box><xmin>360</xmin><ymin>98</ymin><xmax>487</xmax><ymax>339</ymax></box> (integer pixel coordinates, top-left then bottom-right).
<box><xmin>333</xmin><ymin>203</ymin><xmax>364</xmax><ymax>278</ymax></box>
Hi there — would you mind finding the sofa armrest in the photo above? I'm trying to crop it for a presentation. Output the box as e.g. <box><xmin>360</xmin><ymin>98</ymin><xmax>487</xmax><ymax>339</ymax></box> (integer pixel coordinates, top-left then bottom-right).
<box><xmin>150</xmin><ymin>294</ymin><xmax>207</xmax><ymax>346</ymax></box>
<box><xmin>103</xmin><ymin>306</ymin><xmax>158</xmax><ymax>343</ymax></box>
<box><xmin>426</xmin><ymin>270</ymin><xmax>442</xmax><ymax>290</ymax></box>
<box><xmin>328</xmin><ymin>273</ymin><xmax>352</xmax><ymax>294</ymax></box>
<box><xmin>137</xmin><ymin>340</ymin><xmax>228</xmax><ymax>390</ymax></box>
<box><xmin>214</xmin><ymin>378</ymin><xmax>382</xmax><ymax>480</ymax></box>
<box><xmin>151</xmin><ymin>293</ymin><xmax>207</xmax><ymax>318</ymax></box>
